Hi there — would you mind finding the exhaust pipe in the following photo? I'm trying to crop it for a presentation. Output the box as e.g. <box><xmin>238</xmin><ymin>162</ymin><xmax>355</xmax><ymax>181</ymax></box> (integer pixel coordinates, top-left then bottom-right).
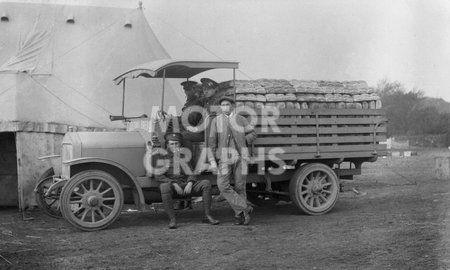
<box><xmin>110</xmin><ymin>114</ymin><xmax>148</xmax><ymax>122</ymax></box>
<box><xmin>110</xmin><ymin>115</ymin><xmax>125</xmax><ymax>121</ymax></box>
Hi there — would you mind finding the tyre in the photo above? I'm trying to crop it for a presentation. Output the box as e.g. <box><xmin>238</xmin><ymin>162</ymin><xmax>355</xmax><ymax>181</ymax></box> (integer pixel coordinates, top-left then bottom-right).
<box><xmin>35</xmin><ymin>168</ymin><xmax>62</xmax><ymax>218</ymax></box>
<box><xmin>60</xmin><ymin>170</ymin><xmax>124</xmax><ymax>231</ymax></box>
<box><xmin>289</xmin><ymin>163</ymin><xmax>339</xmax><ymax>215</ymax></box>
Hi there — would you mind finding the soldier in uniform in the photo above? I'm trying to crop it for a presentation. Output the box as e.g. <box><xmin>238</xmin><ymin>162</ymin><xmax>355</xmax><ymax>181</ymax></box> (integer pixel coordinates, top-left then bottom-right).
<box><xmin>180</xmin><ymin>82</ymin><xmax>205</xmax><ymax>169</ymax></box>
<box><xmin>181</xmin><ymin>78</ymin><xmax>219</xmax><ymax>134</ymax></box>
<box><xmin>180</xmin><ymin>80</ymin><xmax>202</xmax><ymax>111</ymax></box>
<box><xmin>208</xmin><ymin>96</ymin><xmax>257</xmax><ymax>225</ymax></box>
<box><xmin>155</xmin><ymin>132</ymin><xmax>219</xmax><ymax>229</ymax></box>
<box><xmin>181</xmin><ymin>78</ymin><xmax>219</xmax><ymax>167</ymax></box>
<box><xmin>200</xmin><ymin>78</ymin><xmax>220</xmax><ymax>114</ymax></box>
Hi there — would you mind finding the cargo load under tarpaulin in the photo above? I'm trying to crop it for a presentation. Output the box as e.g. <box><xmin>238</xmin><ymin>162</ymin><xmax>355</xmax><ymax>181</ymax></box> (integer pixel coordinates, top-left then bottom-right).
<box><xmin>215</xmin><ymin>79</ymin><xmax>382</xmax><ymax>110</ymax></box>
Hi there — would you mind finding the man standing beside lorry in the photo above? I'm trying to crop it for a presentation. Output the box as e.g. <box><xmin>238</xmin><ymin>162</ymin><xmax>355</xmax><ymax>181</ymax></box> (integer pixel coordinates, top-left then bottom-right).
<box><xmin>208</xmin><ymin>96</ymin><xmax>257</xmax><ymax>225</ymax></box>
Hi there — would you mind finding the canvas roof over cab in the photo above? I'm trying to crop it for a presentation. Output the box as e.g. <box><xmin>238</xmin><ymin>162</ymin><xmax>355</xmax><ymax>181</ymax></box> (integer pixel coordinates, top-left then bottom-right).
<box><xmin>113</xmin><ymin>59</ymin><xmax>239</xmax><ymax>84</ymax></box>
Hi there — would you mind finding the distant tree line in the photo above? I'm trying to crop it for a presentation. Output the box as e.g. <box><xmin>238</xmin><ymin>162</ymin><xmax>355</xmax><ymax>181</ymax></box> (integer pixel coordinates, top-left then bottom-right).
<box><xmin>376</xmin><ymin>80</ymin><xmax>450</xmax><ymax>143</ymax></box>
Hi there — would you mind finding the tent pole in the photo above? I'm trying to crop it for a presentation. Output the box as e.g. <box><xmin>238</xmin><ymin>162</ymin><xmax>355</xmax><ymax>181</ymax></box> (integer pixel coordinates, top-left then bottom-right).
<box><xmin>161</xmin><ymin>69</ymin><xmax>166</xmax><ymax>113</ymax></box>
<box><xmin>233</xmin><ymin>68</ymin><xmax>236</xmax><ymax>100</ymax></box>
<box><xmin>122</xmin><ymin>79</ymin><xmax>126</xmax><ymax>116</ymax></box>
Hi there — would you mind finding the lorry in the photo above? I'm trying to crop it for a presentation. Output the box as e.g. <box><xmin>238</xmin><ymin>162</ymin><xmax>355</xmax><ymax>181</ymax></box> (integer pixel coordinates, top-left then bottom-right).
<box><xmin>35</xmin><ymin>59</ymin><xmax>387</xmax><ymax>231</ymax></box>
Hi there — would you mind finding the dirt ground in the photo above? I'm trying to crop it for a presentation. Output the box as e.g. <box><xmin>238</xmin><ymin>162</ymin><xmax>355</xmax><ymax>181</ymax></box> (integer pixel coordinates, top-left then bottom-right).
<box><xmin>1</xmin><ymin>149</ymin><xmax>450</xmax><ymax>270</ymax></box>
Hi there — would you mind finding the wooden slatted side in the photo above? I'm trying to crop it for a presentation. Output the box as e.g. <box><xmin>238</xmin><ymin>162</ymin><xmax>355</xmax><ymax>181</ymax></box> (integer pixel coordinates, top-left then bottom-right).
<box><xmin>252</xmin><ymin>108</ymin><xmax>386</xmax><ymax>116</ymax></box>
<box><xmin>256</xmin><ymin>144</ymin><xmax>386</xmax><ymax>154</ymax></box>
<box><xmin>254</xmin><ymin>135</ymin><xmax>386</xmax><ymax>145</ymax></box>
<box><xmin>255</xmin><ymin>126</ymin><xmax>387</xmax><ymax>135</ymax></box>
<box><xmin>256</xmin><ymin>116</ymin><xmax>387</xmax><ymax>126</ymax></box>
<box><xmin>256</xmin><ymin>150</ymin><xmax>388</xmax><ymax>162</ymax></box>
<box><xmin>248</xmin><ymin>108</ymin><xmax>388</xmax><ymax>160</ymax></box>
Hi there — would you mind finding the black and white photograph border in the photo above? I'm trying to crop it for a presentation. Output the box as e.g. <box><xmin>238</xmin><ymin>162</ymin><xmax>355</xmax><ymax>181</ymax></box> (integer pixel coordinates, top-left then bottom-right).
<box><xmin>1</xmin><ymin>0</ymin><xmax>450</xmax><ymax>269</ymax></box>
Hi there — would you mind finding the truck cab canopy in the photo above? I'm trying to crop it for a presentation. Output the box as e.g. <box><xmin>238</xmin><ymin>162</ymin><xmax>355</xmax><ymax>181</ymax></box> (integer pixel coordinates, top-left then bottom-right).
<box><xmin>113</xmin><ymin>59</ymin><xmax>239</xmax><ymax>84</ymax></box>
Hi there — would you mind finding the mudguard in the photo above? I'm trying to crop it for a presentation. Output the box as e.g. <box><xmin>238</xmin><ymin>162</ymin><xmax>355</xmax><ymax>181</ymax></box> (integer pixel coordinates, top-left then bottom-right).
<box><xmin>62</xmin><ymin>157</ymin><xmax>147</xmax><ymax>210</ymax></box>
<box><xmin>44</xmin><ymin>179</ymin><xmax>68</xmax><ymax>197</ymax></box>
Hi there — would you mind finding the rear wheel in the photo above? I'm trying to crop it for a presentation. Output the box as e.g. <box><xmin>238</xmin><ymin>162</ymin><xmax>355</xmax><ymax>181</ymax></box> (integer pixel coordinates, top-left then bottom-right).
<box><xmin>35</xmin><ymin>168</ymin><xmax>62</xmax><ymax>218</ymax></box>
<box><xmin>60</xmin><ymin>170</ymin><xmax>123</xmax><ymax>231</ymax></box>
<box><xmin>289</xmin><ymin>163</ymin><xmax>339</xmax><ymax>215</ymax></box>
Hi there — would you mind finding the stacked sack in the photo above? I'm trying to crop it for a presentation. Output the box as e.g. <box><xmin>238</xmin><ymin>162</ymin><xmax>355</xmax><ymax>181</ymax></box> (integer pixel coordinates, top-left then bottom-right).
<box><xmin>218</xmin><ymin>80</ymin><xmax>266</xmax><ymax>109</ymax></box>
<box><xmin>217</xmin><ymin>79</ymin><xmax>382</xmax><ymax>110</ymax></box>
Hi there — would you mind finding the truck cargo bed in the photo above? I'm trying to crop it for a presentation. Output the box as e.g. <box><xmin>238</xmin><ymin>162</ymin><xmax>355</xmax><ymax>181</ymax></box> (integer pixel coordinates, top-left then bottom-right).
<box><xmin>252</xmin><ymin>108</ymin><xmax>387</xmax><ymax>162</ymax></box>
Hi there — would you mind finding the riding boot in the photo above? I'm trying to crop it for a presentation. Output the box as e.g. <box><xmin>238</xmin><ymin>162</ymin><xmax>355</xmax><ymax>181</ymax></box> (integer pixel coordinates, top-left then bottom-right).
<box><xmin>161</xmin><ymin>192</ymin><xmax>177</xmax><ymax>229</ymax></box>
<box><xmin>184</xmin><ymin>199</ymin><xmax>192</xmax><ymax>209</ymax></box>
<box><xmin>174</xmin><ymin>200</ymin><xmax>183</xmax><ymax>210</ymax></box>
<box><xmin>202</xmin><ymin>189</ymin><xmax>219</xmax><ymax>225</ymax></box>
<box><xmin>242</xmin><ymin>205</ymin><xmax>253</xmax><ymax>225</ymax></box>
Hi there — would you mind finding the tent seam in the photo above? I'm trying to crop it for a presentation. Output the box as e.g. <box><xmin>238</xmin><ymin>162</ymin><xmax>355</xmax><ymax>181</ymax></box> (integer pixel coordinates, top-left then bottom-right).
<box><xmin>29</xmin><ymin>76</ymin><xmax>107</xmax><ymax>127</ymax></box>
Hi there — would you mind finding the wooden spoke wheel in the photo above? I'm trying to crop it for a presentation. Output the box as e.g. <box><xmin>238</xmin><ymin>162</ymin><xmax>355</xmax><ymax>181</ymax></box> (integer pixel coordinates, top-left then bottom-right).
<box><xmin>289</xmin><ymin>163</ymin><xmax>339</xmax><ymax>215</ymax></box>
<box><xmin>60</xmin><ymin>170</ymin><xmax>123</xmax><ymax>231</ymax></box>
<box><xmin>35</xmin><ymin>168</ymin><xmax>62</xmax><ymax>218</ymax></box>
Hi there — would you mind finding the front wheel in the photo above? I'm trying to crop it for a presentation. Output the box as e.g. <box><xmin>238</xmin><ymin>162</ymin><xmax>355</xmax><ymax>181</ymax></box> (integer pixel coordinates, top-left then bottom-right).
<box><xmin>35</xmin><ymin>168</ymin><xmax>62</xmax><ymax>218</ymax></box>
<box><xmin>60</xmin><ymin>170</ymin><xmax>124</xmax><ymax>231</ymax></box>
<box><xmin>289</xmin><ymin>163</ymin><xmax>339</xmax><ymax>215</ymax></box>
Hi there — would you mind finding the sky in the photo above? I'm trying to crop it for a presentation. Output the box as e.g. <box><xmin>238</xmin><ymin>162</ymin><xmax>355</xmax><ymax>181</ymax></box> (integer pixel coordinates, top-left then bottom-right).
<box><xmin>141</xmin><ymin>0</ymin><xmax>450</xmax><ymax>102</ymax></box>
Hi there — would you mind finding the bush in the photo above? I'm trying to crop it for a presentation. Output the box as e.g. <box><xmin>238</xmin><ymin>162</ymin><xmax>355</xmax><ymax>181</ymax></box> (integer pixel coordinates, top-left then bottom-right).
<box><xmin>376</xmin><ymin>79</ymin><xmax>449</xmax><ymax>139</ymax></box>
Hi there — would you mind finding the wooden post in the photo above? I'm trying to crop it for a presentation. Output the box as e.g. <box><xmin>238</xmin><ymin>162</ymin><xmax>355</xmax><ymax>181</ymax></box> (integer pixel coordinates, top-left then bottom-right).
<box><xmin>161</xmin><ymin>69</ymin><xmax>166</xmax><ymax>113</ymax></box>
<box><xmin>233</xmin><ymin>68</ymin><xmax>236</xmax><ymax>101</ymax></box>
<box><xmin>435</xmin><ymin>156</ymin><xmax>450</xmax><ymax>179</ymax></box>
<box><xmin>15</xmin><ymin>133</ymin><xmax>24</xmax><ymax>211</ymax></box>
<box><xmin>121</xmin><ymin>79</ymin><xmax>126</xmax><ymax>116</ymax></box>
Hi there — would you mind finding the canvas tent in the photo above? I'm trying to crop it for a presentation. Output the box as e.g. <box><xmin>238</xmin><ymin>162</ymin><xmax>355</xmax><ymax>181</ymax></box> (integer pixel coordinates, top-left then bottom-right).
<box><xmin>0</xmin><ymin>0</ymin><xmax>181</xmax><ymax>209</ymax></box>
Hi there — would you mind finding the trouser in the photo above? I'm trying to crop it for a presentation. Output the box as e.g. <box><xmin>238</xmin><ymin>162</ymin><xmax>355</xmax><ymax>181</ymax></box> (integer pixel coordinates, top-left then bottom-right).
<box><xmin>160</xmin><ymin>180</ymin><xmax>213</xmax><ymax>219</ymax></box>
<box><xmin>217</xmin><ymin>157</ymin><xmax>249</xmax><ymax>217</ymax></box>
